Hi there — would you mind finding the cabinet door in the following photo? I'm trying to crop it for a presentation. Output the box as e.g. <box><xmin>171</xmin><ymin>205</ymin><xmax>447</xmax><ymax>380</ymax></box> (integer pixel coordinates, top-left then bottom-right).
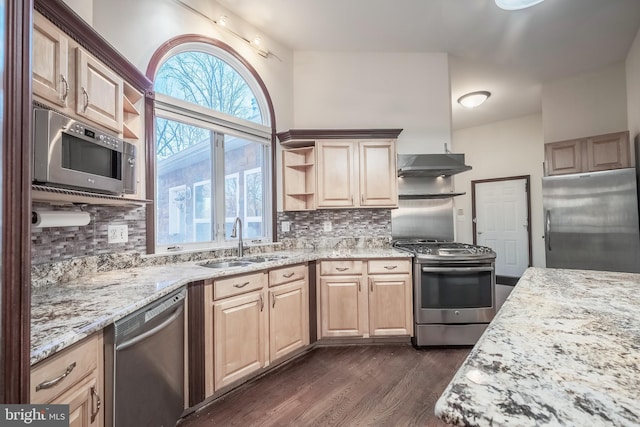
<box><xmin>33</xmin><ymin>13</ymin><xmax>69</xmax><ymax>107</ymax></box>
<box><xmin>359</xmin><ymin>140</ymin><xmax>398</xmax><ymax>207</ymax></box>
<box><xmin>319</xmin><ymin>276</ymin><xmax>364</xmax><ymax>337</ymax></box>
<box><xmin>213</xmin><ymin>291</ymin><xmax>266</xmax><ymax>390</ymax></box>
<box><xmin>51</xmin><ymin>374</ymin><xmax>101</xmax><ymax>427</ymax></box>
<box><xmin>368</xmin><ymin>274</ymin><xmax>413</xmax><ymax>336</ymax></box>
<box><xmin>586</xmin><ymin>131</ymin><xmax>630</xmax><ymax>172</ymax></box>
<box><xmin>76</xmin><ymin>48</ymin><xmax>123</xmax><ymax>133</ymax></box>
<box><xmin>269</xmin><ymin>280</ymin><xmax>309</xmax><ymax>361</ymax></box>
<box><xmin>544</xmin><ymin>139</ymin><xmax>583</xmax><ymax>176</ymax></box>
<box><xmin>316</xmin><ymin>141</ymin><xmax>356</xmax><ymax>208</ymax></box>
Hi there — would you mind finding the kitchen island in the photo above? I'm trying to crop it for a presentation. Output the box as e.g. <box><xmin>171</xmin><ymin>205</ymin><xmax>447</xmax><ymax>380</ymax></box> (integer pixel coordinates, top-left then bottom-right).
<box><xmin>435</xmin><ymin>267</ymin><xmax>640</xmax><ymax>427</ymax></box>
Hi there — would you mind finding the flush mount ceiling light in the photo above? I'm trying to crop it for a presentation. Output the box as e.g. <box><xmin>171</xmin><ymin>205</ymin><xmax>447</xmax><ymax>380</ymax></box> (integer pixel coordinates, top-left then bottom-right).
<box><xmin>495</xmin><ymin>0</ymin><xmax>545</xmax><ymax>10</ymax></box>
<box><xmin>457</xmin><ymin>91</ymin><xmax>491</xmax><ymax>108</ymax></box>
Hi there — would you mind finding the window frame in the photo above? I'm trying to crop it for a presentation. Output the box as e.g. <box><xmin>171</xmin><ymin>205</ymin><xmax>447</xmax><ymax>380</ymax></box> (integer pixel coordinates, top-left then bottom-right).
<box><xmin>146</xmin><ymin>36</ymin><xmax>277</xmax><ymax>254</ymax></box>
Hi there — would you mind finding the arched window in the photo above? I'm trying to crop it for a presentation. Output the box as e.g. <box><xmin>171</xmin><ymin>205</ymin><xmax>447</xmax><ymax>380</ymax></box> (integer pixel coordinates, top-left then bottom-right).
<box><xmin>148</xmin><ymin>38</ymin><xmax>274</xmax><ymax>252</ymax></box>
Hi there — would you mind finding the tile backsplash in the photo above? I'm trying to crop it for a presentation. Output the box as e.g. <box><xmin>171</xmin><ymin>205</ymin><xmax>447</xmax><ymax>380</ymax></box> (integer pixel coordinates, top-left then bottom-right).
<box><xmin>31</xmin><ymin>202</ymin><xmax>147</xmax><ymax>265</ymax></box>
<box><xmin>277</xmin><ymin>208</ymin><xmax>392</xmax><ymax>243</ymax></box>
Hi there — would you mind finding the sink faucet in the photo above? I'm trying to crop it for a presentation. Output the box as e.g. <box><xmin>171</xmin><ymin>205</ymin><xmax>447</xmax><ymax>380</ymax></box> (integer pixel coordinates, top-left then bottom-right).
<box><xmin>230</xmin><ymin>217</ymin><xmax>244</xmax><ymax>257</ymax></box>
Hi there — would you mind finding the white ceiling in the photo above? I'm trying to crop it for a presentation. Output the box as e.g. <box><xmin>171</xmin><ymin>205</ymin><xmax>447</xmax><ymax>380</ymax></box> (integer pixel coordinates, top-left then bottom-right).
<box><xmin>215</xmin><ymin>0</ymin><xmax>640</xmax><ymax>130</ymax></box>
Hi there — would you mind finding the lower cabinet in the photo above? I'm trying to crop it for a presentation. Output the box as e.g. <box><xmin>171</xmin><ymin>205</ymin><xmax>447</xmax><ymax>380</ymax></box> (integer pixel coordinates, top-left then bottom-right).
<box><xmin>268</xmin><ymin>264</ymin><xmax>309</xmax><ymax>362</ymax></box>
<box><xmin>213</xmin><ymin>290</ymin><xmax>267</xmax><ymax>390</ymax></box>
<box><xmin>204</xmin><ymin>264</ymin><xmax>310</xmax><ymax>397</ymax></box>
<box><xmin>319</xmin><ymin>259</ymin><xmax>412</xmax><ymax>339</ymax></box>
<box><xmin>31</xmin><ymin>332</ymin><xmax>103</xmax><ymax>427</ymax></box>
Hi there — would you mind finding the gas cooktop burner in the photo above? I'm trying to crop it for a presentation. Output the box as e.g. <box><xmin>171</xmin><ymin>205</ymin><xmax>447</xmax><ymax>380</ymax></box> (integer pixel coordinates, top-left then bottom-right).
<box><xmin>393</xmin><ymin>240</ymin><xmax>496</xmax><ymax>261</ymax></box>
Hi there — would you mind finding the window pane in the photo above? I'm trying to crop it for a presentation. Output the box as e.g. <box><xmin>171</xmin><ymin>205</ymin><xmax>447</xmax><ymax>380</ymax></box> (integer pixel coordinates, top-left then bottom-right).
<box><xmin>156</xmin><ymin>118</ymin><xmax>213</xmax><ymax>245</ymax></box>
<box><xmin>155</xmin><ymin>51</ymin><xmax>262</xmax><ymax>124</ymax></box>
<box><xmin>224</xmin><ymin>136</ymin><xmax>266</xmax><ymax>240</ymax></box>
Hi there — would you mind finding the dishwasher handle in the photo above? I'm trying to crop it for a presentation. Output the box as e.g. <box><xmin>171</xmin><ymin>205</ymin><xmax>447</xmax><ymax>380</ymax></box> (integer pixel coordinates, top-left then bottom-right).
<box><xmin>116</xmin><ymin>304</ymin><xmax>184</xmax><ymax>352</ymax></box>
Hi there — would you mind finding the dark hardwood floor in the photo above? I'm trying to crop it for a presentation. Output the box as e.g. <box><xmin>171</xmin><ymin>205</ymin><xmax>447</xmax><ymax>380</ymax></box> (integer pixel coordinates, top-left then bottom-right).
<box><xmin>179</xmin><ymin>344</ymin><xmax>470</xmax><ymax>427</ymax></box>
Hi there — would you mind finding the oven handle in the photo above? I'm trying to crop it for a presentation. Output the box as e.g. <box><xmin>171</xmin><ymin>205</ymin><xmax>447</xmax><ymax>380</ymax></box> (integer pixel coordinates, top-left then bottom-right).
<box><xmin>421</xmin><ymin>266</ymin><xmax>494</xmax><ymax>273</ymax></box>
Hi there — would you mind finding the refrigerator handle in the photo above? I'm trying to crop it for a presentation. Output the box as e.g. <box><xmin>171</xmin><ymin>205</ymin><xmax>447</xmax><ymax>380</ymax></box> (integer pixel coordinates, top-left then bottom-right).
<box><xmin>545</xmin><ymin>210</ymin><xmax>551</xmax><ymax>251</ymax></box>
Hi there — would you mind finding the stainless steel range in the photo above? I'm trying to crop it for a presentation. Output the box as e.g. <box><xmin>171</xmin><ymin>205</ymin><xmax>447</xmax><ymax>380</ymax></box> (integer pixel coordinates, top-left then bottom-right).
<box><xmin>393</xmin><ymin>240</ymin><xmax>497</xmax><ymax>347</ymax></box>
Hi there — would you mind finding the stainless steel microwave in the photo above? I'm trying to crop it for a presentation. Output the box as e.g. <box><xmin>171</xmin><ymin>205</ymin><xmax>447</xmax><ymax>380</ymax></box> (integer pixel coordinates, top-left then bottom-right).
<box><xmin>32</xmin><ymin>108</ymin><xmax>136</xmax><ymax>195</ymax></box>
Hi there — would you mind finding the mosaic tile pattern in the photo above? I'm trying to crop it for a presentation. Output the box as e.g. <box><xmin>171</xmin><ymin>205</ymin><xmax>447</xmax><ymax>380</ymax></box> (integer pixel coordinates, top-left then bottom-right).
<box><xmin>277</xmin><ymin>208</ymin><xmax>392</xmax><ymax>240</ymax></box>
<box><xmin>31</xmin><ymin>202</ymin><xmax>147</xmax><ymax>265</ymax></box>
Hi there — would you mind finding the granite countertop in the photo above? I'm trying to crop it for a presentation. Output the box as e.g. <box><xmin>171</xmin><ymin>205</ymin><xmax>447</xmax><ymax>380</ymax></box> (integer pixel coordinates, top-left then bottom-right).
<box><xmin>435</xmin><ymin>267</ymin><xmax>640</xmax><ymax>427</ymax></box>
<box><xmin>31</xmin><ymin>248</ymin><xmax>410</xmax><ymax>365</ymax></box>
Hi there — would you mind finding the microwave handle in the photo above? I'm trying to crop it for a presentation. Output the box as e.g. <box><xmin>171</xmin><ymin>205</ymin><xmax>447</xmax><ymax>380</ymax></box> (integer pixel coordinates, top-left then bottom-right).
<box><xmin>421</xmin><ymin>266</ymin><xmax>494</xmax><ymax>273</ymax></box>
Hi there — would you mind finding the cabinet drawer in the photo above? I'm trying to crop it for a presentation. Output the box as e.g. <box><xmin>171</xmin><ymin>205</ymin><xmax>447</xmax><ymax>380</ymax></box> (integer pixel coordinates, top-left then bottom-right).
<box><xmin>319</xmin><ymin>260</ymin><xmax>363</xmax><ymax>276</ymax></box>
<box><xmin>214</xmin><ymin>272</ymin><xmax>265</xmax><ymax>300</ymax></box>
<box><xmin>368</xmin><ymin>259</ymin><xmax>411</xmax><ymax>275</ymax></box>
<box><xmin>269</xmin><ymin>264</ymin><xmax>307</xmax><ymax>287</ymax></box>
<box><xmin>31</xmin><ymin>333</ymin><xmax>99</xmax><ymax>404</ymax></box>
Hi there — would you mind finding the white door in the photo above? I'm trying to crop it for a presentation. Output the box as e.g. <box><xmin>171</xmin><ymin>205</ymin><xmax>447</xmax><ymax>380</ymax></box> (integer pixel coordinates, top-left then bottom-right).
<box><xmin>474</xmin><ymin>178</ymin><xmax>529</xmax><ymax>277</ymax></box>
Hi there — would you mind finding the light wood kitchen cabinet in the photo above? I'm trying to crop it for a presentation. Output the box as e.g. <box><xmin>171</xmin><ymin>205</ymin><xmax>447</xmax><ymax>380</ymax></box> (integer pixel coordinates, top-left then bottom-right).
<box><xmin>544</xmin><ymin>131</ymin><xmax>630</xmax><ymax>176</ymax></box>
<box><xmin>33</xmin><ymin>13</ymin><xmax>69</xmax><ymax>108</ymax></box>
<box><xmin>318</xmin><ymin>259</ymin><xmax>412</xmax><ymax>339</ymax></box>
<box><xmin>278</xmin><ymin>129</ymin><xmax>402</xmax><ymax>211</ymax></box>
<box><xmin>316</xmin><ymin>141</ymin><xmax>357</xmax><ymax>208</ymax></box>
<box><xmin>367</xmin><ymin>260</ymin><xmax>413</xmax><ymax>336</ymax></box>
<box><xmin>205</xmin><ymin>272</ymin><xmax>267</xmax><ymax>393</ymax></box>
<box><xmin>76</xmin><ymin>47</ymin><xmax>124</xmax><ymax>133</ymax></box>
<box><xmin>268</xmin><ymin>263</ymin><xmax>309</xmax><ymax>361</ymax></box>
<box><xmin>31</xmin><ymin>332</ymin><xmax>103</xmax><ymax>427</ymax></box>
<box><xmin>359</xmin><ymin>140</ymin><xmax>398</xmax><ymax>207</ymax></box>
<box><xmin>316</xmin><ymin>140</ymin><xmax>398</xmax><ymax>208</ymax></box>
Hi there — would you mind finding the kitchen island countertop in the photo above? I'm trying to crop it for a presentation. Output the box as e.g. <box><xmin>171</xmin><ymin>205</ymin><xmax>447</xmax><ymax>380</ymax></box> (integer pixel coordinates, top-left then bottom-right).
<box><xmin>435</xmin><ymin>267</ymin><xmax>640</xmax><ymax>426</ymax></box>
<box><xmin>31</xmin><ymin>248</ymin><xmax>411</xmax><ymax>365</ymax></box>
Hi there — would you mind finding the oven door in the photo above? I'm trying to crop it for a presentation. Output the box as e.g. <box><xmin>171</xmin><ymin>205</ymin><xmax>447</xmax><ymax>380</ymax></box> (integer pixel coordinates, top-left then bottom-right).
<box><xmin>415</xmin><ymin>263</ymin><xmax>495</xmax><ymax>324</ymax></box>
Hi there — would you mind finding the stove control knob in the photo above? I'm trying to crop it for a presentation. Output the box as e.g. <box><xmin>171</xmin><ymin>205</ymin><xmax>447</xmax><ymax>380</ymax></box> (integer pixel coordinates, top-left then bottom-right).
<box><xmin>455</xmin><ymin>310</ymin><xmax>460</xmax><ymax>316</ymax></box>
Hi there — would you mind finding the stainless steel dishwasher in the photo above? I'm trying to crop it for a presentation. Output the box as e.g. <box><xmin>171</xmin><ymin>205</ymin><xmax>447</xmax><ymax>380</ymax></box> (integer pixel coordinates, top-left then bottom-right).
<box><xmin>105</xmin><ymin>287</ymin><xmax>186</xmax><ymax>427</ymax></box>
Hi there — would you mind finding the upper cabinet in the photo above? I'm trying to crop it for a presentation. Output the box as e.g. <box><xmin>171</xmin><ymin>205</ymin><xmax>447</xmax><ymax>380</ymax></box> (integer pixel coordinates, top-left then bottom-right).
<box><xmin>31</xmin><ymin>5</ymin><xmax>152</xmax><ymax>203</ymax></box>
<box><xmin>33</xmin><ymin>15</ymin><xmax>69</xmax><ymax>107</ymax></box>
<box><xmin>278</xmin><ymin>129</ymin><xmax>402</xmax><ymax>211</ymax></box>
<box><xmin>544</xmin><ymin>131</ymin><xmax>631</xmax><ymax>176</ymax></box>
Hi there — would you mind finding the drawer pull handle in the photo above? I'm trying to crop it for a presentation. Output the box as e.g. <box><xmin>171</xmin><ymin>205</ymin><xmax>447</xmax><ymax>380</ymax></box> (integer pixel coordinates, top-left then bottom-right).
<box><xmin>36</xmin><ymin>361</ymin><xmax>77</xmax><ymax>391</ymax></box>
<box><xmin>233</xmin><ymin>282</ymin><xmax>250</xmax><ymax>288</ymax></box>
<box><xmin>283</xmin><ymin>272</ymin><xmax>295</xmax><ymax>278</ymax></box>
<box><xmin>81</xmin><ymin>87</ymin><xmax>89</xmax><ymax>112</ymax></box>
<box><xmin>384</xmin><ymin>265</ymin><xmax>398</xmax><ymax>270</ymax></box>
<box><xmin>335</xmin><ymin>267</ymin><xmax>349</xmax><ymax>272</ymax></box>
<box><xmin>60</xmin><ymin>74</ymin><xmax>69</xmax><ymax>102</ymax></box>
<box><xmin>90</xmin><ymin>385</ymin><xmax>101</xmax><ymax>422</ymax></box>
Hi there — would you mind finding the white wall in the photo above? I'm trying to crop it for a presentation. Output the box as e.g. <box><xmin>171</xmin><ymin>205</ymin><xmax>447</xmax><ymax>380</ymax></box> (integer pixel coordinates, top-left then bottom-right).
<box><xmin>542</xmin><ymin>62</ymin><xmax>628</xmax><ymax>143</ymax></box>
<box><xmin>91</xmin><ymin>0</ymin><xmax>294</xmax><ymax>133</ymax></box>
<box><xmin>62</xmin><ymin>0</ymin><xmax>93</xmax><ymax>26</ymax></box>
<box><xmin>626</xmin><ymin>27</ymin><xmax>640</xmax><ymax>156</ymax></box>
<box><xmin>293</xmin><ymin>52</ymin><xmax>451</xmax><ymax>154</ymax></box>
<box><xmin>452</xmin><ymin>113</ymin><xmax>545</xmax><ymax>268</ymax></box>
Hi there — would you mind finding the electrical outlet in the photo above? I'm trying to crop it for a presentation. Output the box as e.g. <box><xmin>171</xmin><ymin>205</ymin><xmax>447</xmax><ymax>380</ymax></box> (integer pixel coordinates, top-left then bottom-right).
<box><xmin>323</xmin><ymin>221</ymin><xmax>332</xmax><ymax>232</ymax></box>
<box><xmin>281</xmin><ymin>221</ymin><xmax>291</xmax><ymax>232</ymax></box>
<box><xmin>108</xmin><ymin>224</ymin><xmax>128</xmax><ymax>243</ymax></box>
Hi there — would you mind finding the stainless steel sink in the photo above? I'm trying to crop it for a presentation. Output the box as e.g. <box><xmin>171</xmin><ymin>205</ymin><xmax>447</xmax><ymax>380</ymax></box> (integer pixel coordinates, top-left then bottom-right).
<box><xmin>199</xmin><ymin>260</ymin><xmax>253</xmax><ymax>269</ymax></box>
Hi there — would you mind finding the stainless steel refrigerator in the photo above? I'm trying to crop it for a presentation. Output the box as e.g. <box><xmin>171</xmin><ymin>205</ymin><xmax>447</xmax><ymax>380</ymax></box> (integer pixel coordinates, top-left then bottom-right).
<box><xmin>542</xmin><ymin>167</ymin><xmax>640</xmax><ymax>273</ymax></box>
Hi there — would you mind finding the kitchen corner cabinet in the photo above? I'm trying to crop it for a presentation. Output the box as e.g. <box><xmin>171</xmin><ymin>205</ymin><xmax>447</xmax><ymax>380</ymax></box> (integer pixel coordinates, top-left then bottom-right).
<box><xmin>544</xmin><ymin>131</ymin><xmax>630</xmax><ymax>176</ymax></box>
<box><xmin>318</xmin><ymin>259</ymin><xmax>412</xmax><ymax>339</ymax></box>
<box><xmin>268</xmin><ymin>264</ymin><xmax>310</xmax><ymax>361</ymax></box>
<box><xmin>31</xmin><ymin>332</ymin><xmax>104</xmax><ymax>427</ymax></box>
<box><xmin>316</xmin><ymin>139</ymin><xmax>398</xmax><ymax>209</ymax></box>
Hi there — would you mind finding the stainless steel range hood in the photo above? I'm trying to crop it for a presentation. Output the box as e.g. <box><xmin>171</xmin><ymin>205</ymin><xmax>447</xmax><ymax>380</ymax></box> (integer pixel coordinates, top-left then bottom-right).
<box><xmin>397</xmin><ymin>154</ymin><xmax>471</xmax><ymax>177</ymax></box>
